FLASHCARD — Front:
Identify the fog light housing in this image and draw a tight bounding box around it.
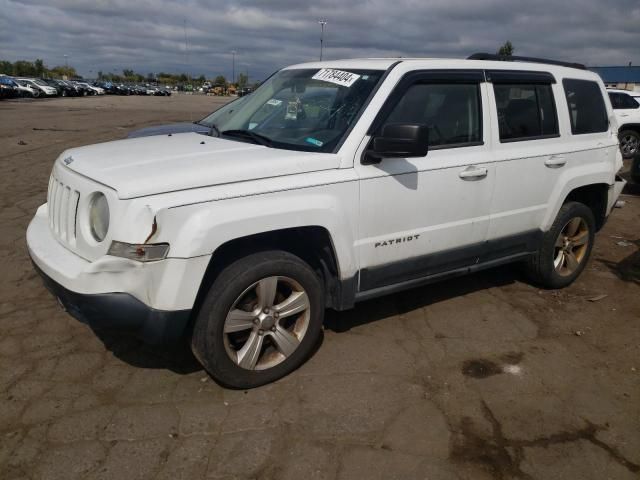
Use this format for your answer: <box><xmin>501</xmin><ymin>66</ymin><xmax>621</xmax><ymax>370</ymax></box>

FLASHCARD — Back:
<box><xmin>108</xmin><ymin>241</ymin><xmax>169</xmax><ymax>262</ymax></box>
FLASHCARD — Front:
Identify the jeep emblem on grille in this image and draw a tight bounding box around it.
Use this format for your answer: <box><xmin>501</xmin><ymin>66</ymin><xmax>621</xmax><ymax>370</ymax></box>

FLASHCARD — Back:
<box><xmin>63</xmin><ymin>156</ymin><xmax>74</xmax><ymax>165</ymax></box>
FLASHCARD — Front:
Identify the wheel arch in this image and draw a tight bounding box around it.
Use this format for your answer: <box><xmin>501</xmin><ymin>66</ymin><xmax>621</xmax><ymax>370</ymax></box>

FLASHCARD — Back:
<box><xmin>618</xmin><ymin>123</ymin><xmax>640</xmax><ymax>134</ymax></box>
<box><xmin>189</xmin><ymin>226</ymin><xmax>353</xmax><ymax>327</ymax></box>
<box><xmin>561</xmin><ymin>183</ymin><xmax>609</xmax><ymax>231</ymax></box>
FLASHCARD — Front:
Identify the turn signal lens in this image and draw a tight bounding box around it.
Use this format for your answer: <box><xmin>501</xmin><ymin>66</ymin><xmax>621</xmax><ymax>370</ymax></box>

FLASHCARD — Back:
<box><xmin>107</xmin><ymin>241</ymin><xmax>169</xmax><ymax>262</ymax></box>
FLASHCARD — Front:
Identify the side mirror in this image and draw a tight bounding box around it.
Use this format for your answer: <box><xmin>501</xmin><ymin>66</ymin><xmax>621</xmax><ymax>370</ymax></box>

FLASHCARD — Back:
<box><xmin>363</xmin><ymin>123</ymin><xmax>429</xmax><ymax>165</ymax></box>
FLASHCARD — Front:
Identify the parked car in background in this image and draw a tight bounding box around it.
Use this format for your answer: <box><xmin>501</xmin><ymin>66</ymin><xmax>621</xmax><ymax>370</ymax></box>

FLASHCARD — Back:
<box><xmin>76</xmin><ymin>81</ymin><xmax>104</xmax><ymax>95</ymax></box>
<box><xmin>607</xmin><ymin>89</ymin><xmax>640</xmax><ymax>158</ymax></box>
<box><xmin>71</xmin><ymin>81</ymin><xmax>95</xmax><ymax>96</ymax></box>
<box><xmin>13</xmin><ymin>79</ymin><xmax>39</xmax><ymax>97</ymax></box>
<box><xmin>16</xmin><ymin>78</ymin><xmax>58</xmax><ymax>97</ymax></box>
<box><xmin>0</xmin><ymin>75</ymin><xmax>20</xmax><ymax>99</ymax></box>
<box><xmin>41</xmin><ymin>78</ymin><xmax>75</xmax><ymax>97</ymax></box>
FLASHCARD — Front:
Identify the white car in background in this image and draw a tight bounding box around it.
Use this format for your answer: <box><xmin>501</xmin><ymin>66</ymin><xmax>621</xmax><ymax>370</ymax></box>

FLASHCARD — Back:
<box><xmin>16</xmin><ymin>78</ymin><xmax>58</xmax><ymax>97</ymax></box>
<box><xmin>77</xmin><ymin>82</ymin><xmax>105</xmax><ymax>95</ymax></box>
<box><xmin>607</xmin><ymin>88</ymin><xmax>640</xmax><ymax>158</ymax></box>
<box><xmin>13</xmin><ymin>79</ymin><xmax>39</xmax><ymax>97</ymax></box>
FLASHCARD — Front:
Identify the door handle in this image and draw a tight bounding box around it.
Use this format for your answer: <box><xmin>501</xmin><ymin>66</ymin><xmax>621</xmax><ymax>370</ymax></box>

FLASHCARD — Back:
<box><xmin>458</xmin><ymin>166</ymin><xmax>488</xmax><ymax>180</ymax></box>
<box><xmin>544</xmin><ymin>155</ymin><xmax>567</xmax><ymax>168</ymax></box>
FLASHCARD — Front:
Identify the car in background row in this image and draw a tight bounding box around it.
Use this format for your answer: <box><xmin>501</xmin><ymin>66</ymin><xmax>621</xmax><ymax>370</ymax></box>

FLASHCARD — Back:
<box><xmin>16</xmin><ymin>78</ymin><xmax>58</xmax><ymax>97</ymax></box>
<box><xmin>42</xmin><ymin>79</ymin><xmax>75</xmax><ymax>97</ymax></box>
<box><xmin>0</xmin><ymin>75</ymin><xmax>20</xmax><ymax>99</ymax></box>
<box><xmin>607</xmin><ymin>88</ymin><xmax>640</xmax><ymax>159</ymax></box>
<box><xmin>14</xmin><ymin>79</ymin><xmax>39</xmax><ymax>97</ymax></box>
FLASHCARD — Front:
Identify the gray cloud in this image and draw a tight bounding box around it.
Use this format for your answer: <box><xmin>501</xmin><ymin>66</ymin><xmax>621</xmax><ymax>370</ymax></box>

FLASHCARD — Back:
<box><xmin>1</xmin><ymin>0</ymin><xmax>639</xmax><ymax>80</ymax></box>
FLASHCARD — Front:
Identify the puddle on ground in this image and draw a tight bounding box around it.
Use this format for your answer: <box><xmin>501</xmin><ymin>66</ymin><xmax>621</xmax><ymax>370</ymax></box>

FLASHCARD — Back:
<box><xmin>461</xmin><ymin>359</ymin><xmax>503</xmax><ymax>378</ymax></box>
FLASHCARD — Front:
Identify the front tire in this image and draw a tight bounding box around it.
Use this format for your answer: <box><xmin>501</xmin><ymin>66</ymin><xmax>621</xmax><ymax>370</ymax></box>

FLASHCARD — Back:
<box><xmin>619</xmin><ymin>130</ymin><xmax>640</xmax><ymax>159</ymax></box>
<box><xmin>191</xmin><ymin>250</ymin><xmax>324</xmax><ymax>389</ymax></box>
<box><xmin>525</xmin><ymin>202</ymin><xmax>595</xmax><ymax>289</ymax></box>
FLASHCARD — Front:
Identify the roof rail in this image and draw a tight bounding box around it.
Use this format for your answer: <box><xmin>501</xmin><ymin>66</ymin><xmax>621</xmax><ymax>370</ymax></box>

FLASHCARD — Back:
<box><xmin>467</xmin><ymin>53</ymin><xmax>586</xmax><ymax>70</ymax></box>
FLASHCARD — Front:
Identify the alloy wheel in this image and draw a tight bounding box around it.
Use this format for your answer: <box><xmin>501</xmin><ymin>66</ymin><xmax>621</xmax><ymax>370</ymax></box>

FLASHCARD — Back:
<box><xmin>553</xmin><ymin>217</ymin><xmax>590</xmax><ymax>277</ymax></box>
<box><xmin>223</xmin><ymin>276</ymin><xmax>310</xmax><ymax>370</ymax></box>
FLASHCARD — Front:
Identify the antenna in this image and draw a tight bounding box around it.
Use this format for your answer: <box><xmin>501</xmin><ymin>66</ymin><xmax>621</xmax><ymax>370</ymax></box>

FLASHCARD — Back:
<box><xmin>183</xmin><ymin>19</ymin><xmax>193</xmax><ymax>122</ymax></box>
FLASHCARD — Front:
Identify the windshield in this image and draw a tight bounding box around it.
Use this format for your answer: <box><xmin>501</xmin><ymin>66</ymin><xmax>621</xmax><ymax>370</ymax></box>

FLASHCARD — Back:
<box><xmin>198</xmin><ymin>97</ymin><xmax>247</xmax><ymax>128</ymax></box>
<box><xmin>32</xmin><ymin>79</ymin><xmax>48</xmax><ymax>86</ymax></box>
<box><xmin>211</xmin><ymin>68</ymin><xmax>384</xmax><ymax>153</ymax></box>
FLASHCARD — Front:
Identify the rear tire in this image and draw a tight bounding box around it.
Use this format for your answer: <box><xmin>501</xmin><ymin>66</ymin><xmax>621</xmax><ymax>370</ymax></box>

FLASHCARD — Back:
<box><xmin>525</xmin><ymin>202</ymin><xmax>595</xmax><ymax>289</ymax></box>
<box><xmin>191</xmin><ymin>250</ymin><xmax>324</xmax><ymax>389</ymax></box>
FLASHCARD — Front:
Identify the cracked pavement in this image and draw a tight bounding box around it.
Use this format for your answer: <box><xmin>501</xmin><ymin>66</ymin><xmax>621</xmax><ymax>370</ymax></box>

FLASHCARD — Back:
<box><xmin>1</xmin><ymin>95</ymin><xmax>639</xmax><ymax>480</ymax></box>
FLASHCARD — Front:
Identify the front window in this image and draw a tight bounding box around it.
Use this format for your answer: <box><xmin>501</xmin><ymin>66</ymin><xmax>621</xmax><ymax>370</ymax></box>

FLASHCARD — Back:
<box><xmin>382</xmin><ymin>83</ymin><xmax>482</xmax><ymax>148</ymax></box>
<box><xmin>210</xmin><ymin>68</ymin><xmax>384</xmax><ymax>152</ymax></box>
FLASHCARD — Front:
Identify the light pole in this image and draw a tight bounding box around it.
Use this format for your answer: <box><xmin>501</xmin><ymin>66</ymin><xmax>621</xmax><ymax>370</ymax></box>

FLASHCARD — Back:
<box><xmin>64</xmin><ymin>54</ymin><xmax>68</xmax><ymax>68</ymax></box>
<box><xmin>318</xmin><ymin>20</ymin><xmax>327</xmax><ymax>61</ymax></box>
<box><xmin>231</xmin><ymin>50</ymin><xmax>237</xmax><ymax>85</ymax></box>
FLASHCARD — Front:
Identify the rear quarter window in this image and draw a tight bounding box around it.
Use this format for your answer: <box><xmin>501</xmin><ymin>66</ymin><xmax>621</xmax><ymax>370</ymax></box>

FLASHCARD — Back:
<box><xmin>562</xmin><ymin>79</ymin><xmax>608</xmax><ymax>135</ymax></box>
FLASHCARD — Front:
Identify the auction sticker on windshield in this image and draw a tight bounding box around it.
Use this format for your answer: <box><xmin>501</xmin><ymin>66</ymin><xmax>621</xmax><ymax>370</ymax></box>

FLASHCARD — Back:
<box><xmin>312</xmin><ymin>69</ymin><xmax>360</xmax><ymax>87</ymax></box>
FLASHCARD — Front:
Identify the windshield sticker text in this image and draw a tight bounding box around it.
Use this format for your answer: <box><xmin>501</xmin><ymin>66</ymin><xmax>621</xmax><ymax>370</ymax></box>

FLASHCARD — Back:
<box><xmin>312</xmin><ymin>69</ymin><xmax>361</xmax><ymax>88</ymax></box>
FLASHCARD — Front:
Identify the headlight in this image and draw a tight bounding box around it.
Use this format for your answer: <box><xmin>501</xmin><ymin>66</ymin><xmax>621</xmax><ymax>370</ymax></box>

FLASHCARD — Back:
<box><xmin>108</xmin><ymin>241</ymin><xmax>169</xmax><ymax>262</ymax></box>
<box><xmin>88</xmin><ymin>192</ymin><xmax>109</xmax><ymax>242</ymax></box>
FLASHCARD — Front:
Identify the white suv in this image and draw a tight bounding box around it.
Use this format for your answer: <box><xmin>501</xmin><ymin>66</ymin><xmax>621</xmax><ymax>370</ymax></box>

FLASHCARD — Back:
<box><xmin>27</xmin><ymin>54</ymin><xmax>625</xmax><ymax>388</ymax></box>
<box><xmin>607</xmin><ymin>88</ymin><xmax>640</xmax><ymax>158</ymax></box>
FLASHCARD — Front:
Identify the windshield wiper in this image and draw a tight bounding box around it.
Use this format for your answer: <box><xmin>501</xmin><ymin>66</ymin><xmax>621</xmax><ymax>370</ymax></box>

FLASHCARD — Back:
<box><xmin>221</xmin><ymin>129</ymin><xmax>272</xmax><ymax>147</ymax></box>
<box><xmin>208</xmin><ymin>123</ymin><xmax>220</xmax><ymax>137</ymax></box>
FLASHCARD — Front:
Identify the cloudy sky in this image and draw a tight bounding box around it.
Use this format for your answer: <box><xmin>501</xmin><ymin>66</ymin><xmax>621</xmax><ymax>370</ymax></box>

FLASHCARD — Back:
<box><xmin>1</xmin><ymin>0</ymin><xmax>639</xmax><ymax>80</ymax></box>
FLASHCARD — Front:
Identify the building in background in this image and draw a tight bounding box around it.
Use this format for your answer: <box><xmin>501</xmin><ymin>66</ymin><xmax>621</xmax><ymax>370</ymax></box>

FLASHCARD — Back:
<box><xmin>590</xmin><ymin>66</ymin><xmax>640</xmax><ymax>91</ymax></box>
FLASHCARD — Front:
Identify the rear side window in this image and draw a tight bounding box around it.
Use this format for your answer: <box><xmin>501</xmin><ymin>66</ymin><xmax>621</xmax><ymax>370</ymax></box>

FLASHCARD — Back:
<box><xmin>383</xmin><ymin>83</ymin><xmax>482</xmax><ymax>148</ymax></box>
<box><xmin>609</xmin><ymin>92</ymin><xmax>639</xmax><ymax>110</ymax></box>
<box><xmin>493</xmin><ymin>84</ymin><xmax>558</xmax><ymax>141</ymax></box>
<box><xmin>563</xmin><ymin>79</ymin><xmax>608</xmax><ymax>134</ymax></box>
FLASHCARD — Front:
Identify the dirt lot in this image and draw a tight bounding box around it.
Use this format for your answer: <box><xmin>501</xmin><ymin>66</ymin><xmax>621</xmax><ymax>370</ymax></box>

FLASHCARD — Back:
<box><xmin>1</xmin><ymin>94</ymin><xmax>639</xmax><ymax>480</ymax></box>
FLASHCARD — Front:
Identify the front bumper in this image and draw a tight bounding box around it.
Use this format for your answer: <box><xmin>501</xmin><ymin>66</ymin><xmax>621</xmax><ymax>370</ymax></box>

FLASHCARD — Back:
<box><xmin>33</xmin><ymin>262</ymin><xmax>190</xmax><ymax>344</ymax></box>
<box><xmin>27</xmin><ymin>204</ymin><xmax>210</xmax><ymax>343</ymax></box>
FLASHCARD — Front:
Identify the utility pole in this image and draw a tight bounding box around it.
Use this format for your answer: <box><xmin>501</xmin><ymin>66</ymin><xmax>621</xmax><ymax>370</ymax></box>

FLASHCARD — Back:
<box><xmin>231</xmin><ymin>50</ymin><xmax>237</xmax><ymax>85</ymax></box>
<box><xmin>318</xmin><ymin>20</ymin><xmax>327</xmax><ymax>61</ymax></box>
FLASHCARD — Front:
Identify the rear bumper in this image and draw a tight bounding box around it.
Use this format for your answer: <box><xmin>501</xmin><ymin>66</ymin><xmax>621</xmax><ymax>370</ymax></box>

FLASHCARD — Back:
<box><xmin>33</xmin><ymin>262</ymin><xmax>190</xmax><ymax>344</ymax></box>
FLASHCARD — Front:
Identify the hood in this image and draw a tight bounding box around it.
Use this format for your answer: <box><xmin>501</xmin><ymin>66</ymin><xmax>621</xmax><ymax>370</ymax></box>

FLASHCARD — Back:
<box><xmin>127</xmin><ymin>122</ymin><xmax>209</xmax><ymax>138</ymax></box>
<box><xmin>61</xmin><ymin>132</ymin><xmax>341</xmax><ymax>199</ymax></box>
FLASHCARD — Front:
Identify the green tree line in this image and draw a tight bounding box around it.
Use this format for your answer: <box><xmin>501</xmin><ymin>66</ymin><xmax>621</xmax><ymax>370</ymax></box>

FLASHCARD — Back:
<box><xmin>0</xmin><ymin>59</ymin><xmax>77</xmax><ymax>79</ymax></box>
<box><xmin>2</xmin><ymin>58</ymin><xmax>257</xmax><ymax>89</ymax></box>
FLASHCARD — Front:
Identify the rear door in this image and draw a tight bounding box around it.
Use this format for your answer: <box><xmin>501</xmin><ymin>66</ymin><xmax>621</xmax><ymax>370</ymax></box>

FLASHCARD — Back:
<box><xmin>485</xmin><ymin>70</ymin><xmax>566</xmax><ymax>259</ymax></box>
<box><xmin>355</xmin><ymin>70</ymin><xmax>495</xmax><ymax>293</ymax></box>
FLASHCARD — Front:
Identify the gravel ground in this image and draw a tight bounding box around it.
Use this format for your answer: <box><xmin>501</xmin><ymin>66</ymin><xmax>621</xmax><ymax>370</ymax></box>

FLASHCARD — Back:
<box><xmin>0</xmin><ymin>94</ymin><xmax>639</xmax><ymax>480</ymax></box>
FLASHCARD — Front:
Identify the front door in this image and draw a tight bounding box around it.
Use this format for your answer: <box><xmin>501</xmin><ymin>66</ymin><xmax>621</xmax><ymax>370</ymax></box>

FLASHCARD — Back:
<box><xmin>355</xmin><ymin>71</ymin><xmax>495</xmax><ymax>293</ymax></box>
